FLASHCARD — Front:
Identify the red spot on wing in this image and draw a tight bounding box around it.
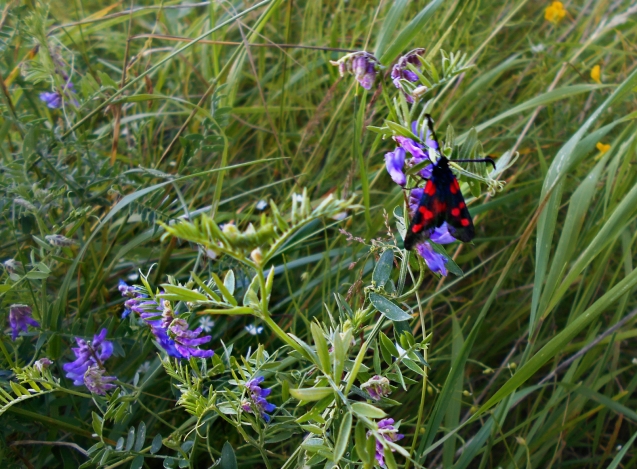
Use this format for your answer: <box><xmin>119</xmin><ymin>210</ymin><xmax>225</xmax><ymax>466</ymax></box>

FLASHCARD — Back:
<box><xmin>461</xmin><ymin>218</ymin><xmax>470</xmax><ymax>227</ymax></box>
<box><xmin>419</xmin><ymin>206</ymin><xmax>434</xmax><ymax>220</ymax></box>
<box><xmin>433</xmin><ymin>200</ymin><xmax>446</xmax><ymax>213</ymax></box>
<box><xmin>459</xmin><ymin>201</ymin><xmax>466</xmax><ymax>208</ymax></box>
<box><xmin>412</xmin><ymin>223</ymin><xmax>423</xmax><ymax>233</ymax></box>
<box><xmin>450</xmin><ymin>179</ymin><xmax>460</xmax><ymax>194</ymax></box>
<box><xmin>451</xmin><ymin>208</ymin><xmax>460</xmax><ymax>217</ymax></box>
<box><xmin>425</xmin><ymin>180</ymin><xmax>436</xmax><ymax>196</ymax></box>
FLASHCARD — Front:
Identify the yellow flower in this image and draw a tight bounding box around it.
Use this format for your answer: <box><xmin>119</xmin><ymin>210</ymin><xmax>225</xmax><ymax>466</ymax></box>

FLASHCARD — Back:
<box><xmin>596</xmin><ymin>142</ymin><xmax>611</xmax><ymax>154</ymax></box>
<box><xmin>545</xmin><ymin>1</ymin><xmax>566</xmax><ymax>24</ymax></box>
<box><xmin>591</xmin><ymin>65</ymin><xmax>601</xmax><ymax>84</ymax></box>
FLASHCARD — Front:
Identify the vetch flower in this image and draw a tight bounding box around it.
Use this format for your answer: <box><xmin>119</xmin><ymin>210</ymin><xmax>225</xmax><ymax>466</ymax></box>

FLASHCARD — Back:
<box><xmin>331</xmin><ymin>52</ymin><xmax>380</xmax><ymax>90</ymax></box>
<box><xmin>84</xmin><ymin>365</ymin><xmax>117</xmax><ymax>395</ymax></box>
<box><xmin>391</xmin><ymin>48</ymin><xmax>426</xmax><ymax>102</ymax></box>
<box><xmin>385</xmin><ymin>148</ymin><xmax>406</xmax><ymax>186</ymax></box>
<box><xmin>199</xmin><ymin>316</ymin><xmax>215</xmax><ymax>333</ymax></box>
<box><xmin>63</xmin><ymin>328</ymin><xmax>114</xmax><ymax>387</ymax></box>
<box><xmin>9</xmin><ymin>304</ymin><xmax>40</xmax><ymax>341</ymax></box>
<box><xmin>34</xmin><ymin>357</ymin><xmax>53</xmax><ymax>372</ymax></box>
<box><xmin>243</xmin><ymin>376</ymin><xmax>276</xmax><ymax>422</ymax></box>
<box><xmin>168</xmin><ymin>318</ymin><xmax>214</xmax><ymax>359</ymax></box>
<box><xmin>39</xmin><ymin>91</ymin><xmax>62</xmax><ymax>109</ymax></box>
<box><xmin>368</xmin><ymin>418</ymin><xmax>404</xmax><ymax>467</ymax></box>
<box><xmin>119</xmin><ymin>283</ymin><xmax>214</xmax><ymax>359</ymax></box>
<box><xmin>545</xmin><ymin>1</ymin><xmax>566</xmax><ymax>23</ymax></box>
<box><xmin>416</xmin><ymin>242</ymin><xmax>448</xmax><ymax>276</ymax></box>
<box><xmin>591</xmin><ymin>65</ymin><xmax>602</xmax><ymax>84</ymax></box>
<box><xmin>3</xmin><ymin>258</ymin><xmax>24</xmax><ymax>275</ymax></box>
<box><xmin>361</xmin><ymin>375</ymin><xmax>391</xmax><ymax>401</ymax></box>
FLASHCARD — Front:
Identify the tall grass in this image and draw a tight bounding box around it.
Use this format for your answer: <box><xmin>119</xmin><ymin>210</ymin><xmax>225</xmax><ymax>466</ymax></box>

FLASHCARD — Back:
<box><xmin>1</xmin><ymin>0</ymin><xmax>637</xmax><ymax>467</ymax></box>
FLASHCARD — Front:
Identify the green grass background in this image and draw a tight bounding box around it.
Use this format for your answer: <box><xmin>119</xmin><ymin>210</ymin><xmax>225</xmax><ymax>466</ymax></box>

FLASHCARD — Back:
<box><xmin>1</xmin><ymin>0</ymin><xmax>637</xmax><ymax>467</ymax></box>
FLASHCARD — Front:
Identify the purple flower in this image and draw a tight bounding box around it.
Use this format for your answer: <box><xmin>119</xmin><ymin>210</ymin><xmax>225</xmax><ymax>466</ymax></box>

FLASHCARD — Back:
<box><xmin>243</xmin><ymin>376</ymin><xmax>276</xmax><ymax>422</ymax></box>
<box><xmin>34</xmin><ymin>357</ymin><xmax>53</xmax><ymax>372</ymax></box>
<box><xmin>40</xmin><ymin>92</ymin><xmax>62</xmax><ymax>109</ymax></box>
<box><xmin>168</xmin><ymin>318</ymin><xmax>214</xmax><ymax>359</ymax></box>
<box><xmin>361</xmin><ymin>375</ymin><xmax>391</xmax><ymax>401</ymax></box>
<box><xmin>391</xmin><ymin>49</ymin><xmax>426</xmax><ymax>103</ymax></box>
<box><xmin>118</xmin><ymin>280</ymin><xmax>138</xmax><ymax>298</ymax></box>
<box><xmin>84</xmin><ymin>365</ymin><xmax>117</xmax><ymax>395</ymax></box>
<box><xmin>331</xmin><ymin>52</ymin><xmax>380</xmax><ymax>90</ymax></box>
<box><xmin>120</xmin><ymin>284</ymin><xmax>213</xmax><ymax>359</ymax></box>
<box><xmin>369</xmin><ymin>418</ymin><xmax>405</xmax><ymax>467</ymax></box>
<box><xmin>430</xmin><ymin>223</ymin><xmax>456</xmax><ymax>244</ymax></box>
<box><xmin>385</xmin><ymin>148</ymin><xmax>406</xmax><ymax>186</ymax></box>
<box><xmin>62</xmin><ymin>328</ymin><xmax>114</xmax><ymax>387</ymax></box>
<box><xmin>416</xmin><ymin>242</ymin><xmax>448</xmax><ymax>276</ymax></box>
<box><xmin>9</xmin><ymin>304</ymin><xmax>39</xmax><ymax>341</ymax></box>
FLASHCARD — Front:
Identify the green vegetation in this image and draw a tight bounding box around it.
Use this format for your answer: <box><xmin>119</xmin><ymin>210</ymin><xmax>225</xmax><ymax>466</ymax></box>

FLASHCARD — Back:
<box><xmin>1</xmin><ymin>0</ymin><xmax>637</xmax><ymax>467</ymax></box>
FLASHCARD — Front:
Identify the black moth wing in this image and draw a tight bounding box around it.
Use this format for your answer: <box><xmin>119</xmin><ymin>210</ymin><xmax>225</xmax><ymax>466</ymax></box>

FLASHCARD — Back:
<box><xmin>404</xmin><ymin>157</ymin><xmax>475</xmax><ymax>250</ymax></box>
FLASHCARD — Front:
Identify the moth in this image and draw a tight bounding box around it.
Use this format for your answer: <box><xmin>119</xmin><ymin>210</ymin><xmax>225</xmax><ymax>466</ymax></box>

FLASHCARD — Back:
<box><xmin>403</xmin><ymin>115</ymin><xmax>495</xmax><ymax>250</ymax></box>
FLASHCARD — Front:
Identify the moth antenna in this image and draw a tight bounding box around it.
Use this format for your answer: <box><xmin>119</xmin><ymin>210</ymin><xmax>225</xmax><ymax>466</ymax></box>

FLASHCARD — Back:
<box><xmin>454</xmin><ymin>158</ymin><xmax>496</xmax><ymax>170</ymax></box>
<box><xmin>424</xmin><ymin>114</ymin><xmax>443</xmax><ymax>158</ymax></box>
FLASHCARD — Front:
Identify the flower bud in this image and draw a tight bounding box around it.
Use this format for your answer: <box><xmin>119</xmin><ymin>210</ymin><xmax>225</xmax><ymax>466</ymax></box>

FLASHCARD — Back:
<box><xmin>45</xmin><ymin>234</ymin><xmax>75</xmax><ymax>247</ymax></box>
<box><xmin>361</xmin><ymin>375</ymin><xmax>391</xmax><ymax>401</ymax></box>
<box><xmin>250</xmin><ymin>247</ymin><xmax>263</xmax><ymax>264</ymax></box>
<box><xmin>14</xmin><ymin>198</ymin><xmax>36</xmax><ymax>211</ymax></box>
<box><xmin>4</xmin><ymin>258</ymin><xmax>24</xmax><ymax>274</ymax></box>
<box><xmin>34</xmin><ymin>357</ymin><xmax>53</xmax><ymax>372</ymax></box>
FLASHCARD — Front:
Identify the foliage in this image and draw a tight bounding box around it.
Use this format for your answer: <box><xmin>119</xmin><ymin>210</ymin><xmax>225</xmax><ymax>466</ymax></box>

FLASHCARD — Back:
<box><xmin>1</xmin><ymin>0</ymin><xmax>637</xmax><ymax>468</ymax></box>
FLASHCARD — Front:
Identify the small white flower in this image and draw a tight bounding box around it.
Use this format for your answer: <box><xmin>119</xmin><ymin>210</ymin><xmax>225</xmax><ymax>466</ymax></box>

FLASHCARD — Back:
<box><xmin>137</xmin><ymin>361</ymin><xmax>151</xmax><ymax>374</ymax></box>
<box><xmin>395</xmin><ymin>342</ymin><xmax>408</xmax><ymax>358</ymax></box>
<box><xmin>256</xmin><ymin>200</ymin><xmax>268</xmax><ymax>211</ymax></box>
<box><xmin>292</xmin><ymin>193</ymin><xmax>303</xmax><ymax>203</ymax></box>
<box><xmin>245</xmin><ymin>324</ymin><xmax>264</xmax><ymax>335</ymax></box>
<box><xmin>531</xmin><ymin>43</ymin><xmax>545</xmax><ymax>53</ymax></box>
<box><xmin>331</xmin><ymin>212</ymin><xmax>348</xmax><ymax>221</ymax></box>
<box><xmin>199</xmin><ymin>316</ymin><xmax>215</xmax><ymax>333</ymax></box>
<box><xmin>632</xmin><ymin>358</ymin><xmax>637</xmax><ymax>366</ymax></box>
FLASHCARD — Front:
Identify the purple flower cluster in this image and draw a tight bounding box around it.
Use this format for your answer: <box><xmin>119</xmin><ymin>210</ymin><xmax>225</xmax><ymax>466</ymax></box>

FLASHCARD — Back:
<box><xmin>331</xmin><ymin>52</ymin><xmax>380</xmax><ymax>90</ymax></box>
<box><xmin>241</xmin><ymin>376</ymin><xmax>276</xmax><ymax>423</ymax></box>
<box><xmin>391</xmin><ymin>48</ymin><xmax>426</xmax><ymax>103</ymax></box>
<box><xmin>384</xmin><ymin>121</ymin><xmax>437</xmax><ymax>186</ymax></box>
<box><xmin>384</xmin><ymin>122</ymin><xmax>456</xmax><ymax>276</ymax></box>
<box><xmin>62</xmin><ymin>328</ymin><xmax>117</xmax><ymax>395</ymax></box>
<box><xmin>8</xmin><ymin>304</ymin><xmax>40</xmax><ymax>341</ymax></box>
<box><xmin>119</xmin><ymin>281</ymin><xmax>214</xmax><ymax>360</ymax></box>
<box><xmin>369</xmin><ymin>418</ymin><xmax>404</xmax><ymax>468</ymax></box>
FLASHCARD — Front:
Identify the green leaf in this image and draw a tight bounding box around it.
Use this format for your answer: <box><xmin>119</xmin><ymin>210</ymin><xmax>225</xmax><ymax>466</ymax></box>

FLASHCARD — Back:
<box><xmin>150</xmin><ymin>434</ymin><xmax>163</xmax><ymax>454</ymax></box>
<box><xmin>289</xmin><ymin>387</ymin><xmax>334</xmax><ymax>402</ymax></box>
<box><xmin>355</xmin><ymin>420</ymin><xmax>370</xmax><ymax>464</ymax></box>
<box><xmin>379</xmin><ymin>0</ymin><xmax>445</xmax><ymax>64</ymax></box>
<box><xmin>369</xmin><ymin>293</ymin><xmax>412</xmax><ymax>321</ymax></box>
<box><xmin>334</xmin><ymin>411</ymin><xmax>352</xmax><ymax>463</ymax></box>
<box><xmin>608</xmin><ymin>432</ymin><xmax>637</xmax><ymax>469</ymax></box>
<box><xmin>212</xmin><ymin>272</ymin><xmax>238</xmax><ymax>306</ymax></box>
<box><xmin>379</xmin><ymin>331</ymin><xmax>400</xmax><ymax>358</ymax></box>
<box><xmin>384</xmin><ymin>446</ymin><xmax>398</xmax><ymax>469</ymax></box>
<box><xmin>351</xmin><ymin>402</ymin><xmax>386</xmax><ymax>419</ymax></box>
<box><xmin>220</xmin><ymin>441</ymin><xmax>238</xmax><ymax>469</ymax></box>
<box><xmin>159</xmin><ymin>284</ymin><xmax>208</xmax><ymax>302</ymax></box>
<box><xmin>134</xmin><ymin>421</ymin><xmax>146</xmax><ymax>451</ymax></box>
<box><xmin>373</xmin><ymin>0</ymin><xmax>409</xmax><ymax>59</ymax></box>
<box><xmin>373</xmin><ymin>249</ymin><xmax>394</xmax><ymax>287</ymax></box>
<box><xmin>242</xmin><ymin>274</ymin><xmax>260</xmax><ymax>308</ymax></box>
<box><xmin>332</xmin><ymin>332</ymin><xmax>346</xmax><ymax>380</ymax></box>
<box><xmin>130</xmin><ymin>455</ymin><xmax>144</xmax><ymax>469</ymax></box>
<box><xmin>223</xmin><ymin>270</ymin><xmax>235</xmax><ymax>295</ymax></box>
<box><xmin>91</xmin><ymin>412</ymin><xmax>103</xmax><ymax>437</ymax></box>
<box><xmin>311</xmin><ymin>322</ymin><xmax>331</xmax><ymax>374</ymax></box>
<box><xmin>125</xmin><ymin>426</ymin><xmax>135</xmax><ymax>452</ymax></box>
<box><xmin>191</xmin><ymin>272</ymin><xmax>222</xmax><ymax>302</ymax></box>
